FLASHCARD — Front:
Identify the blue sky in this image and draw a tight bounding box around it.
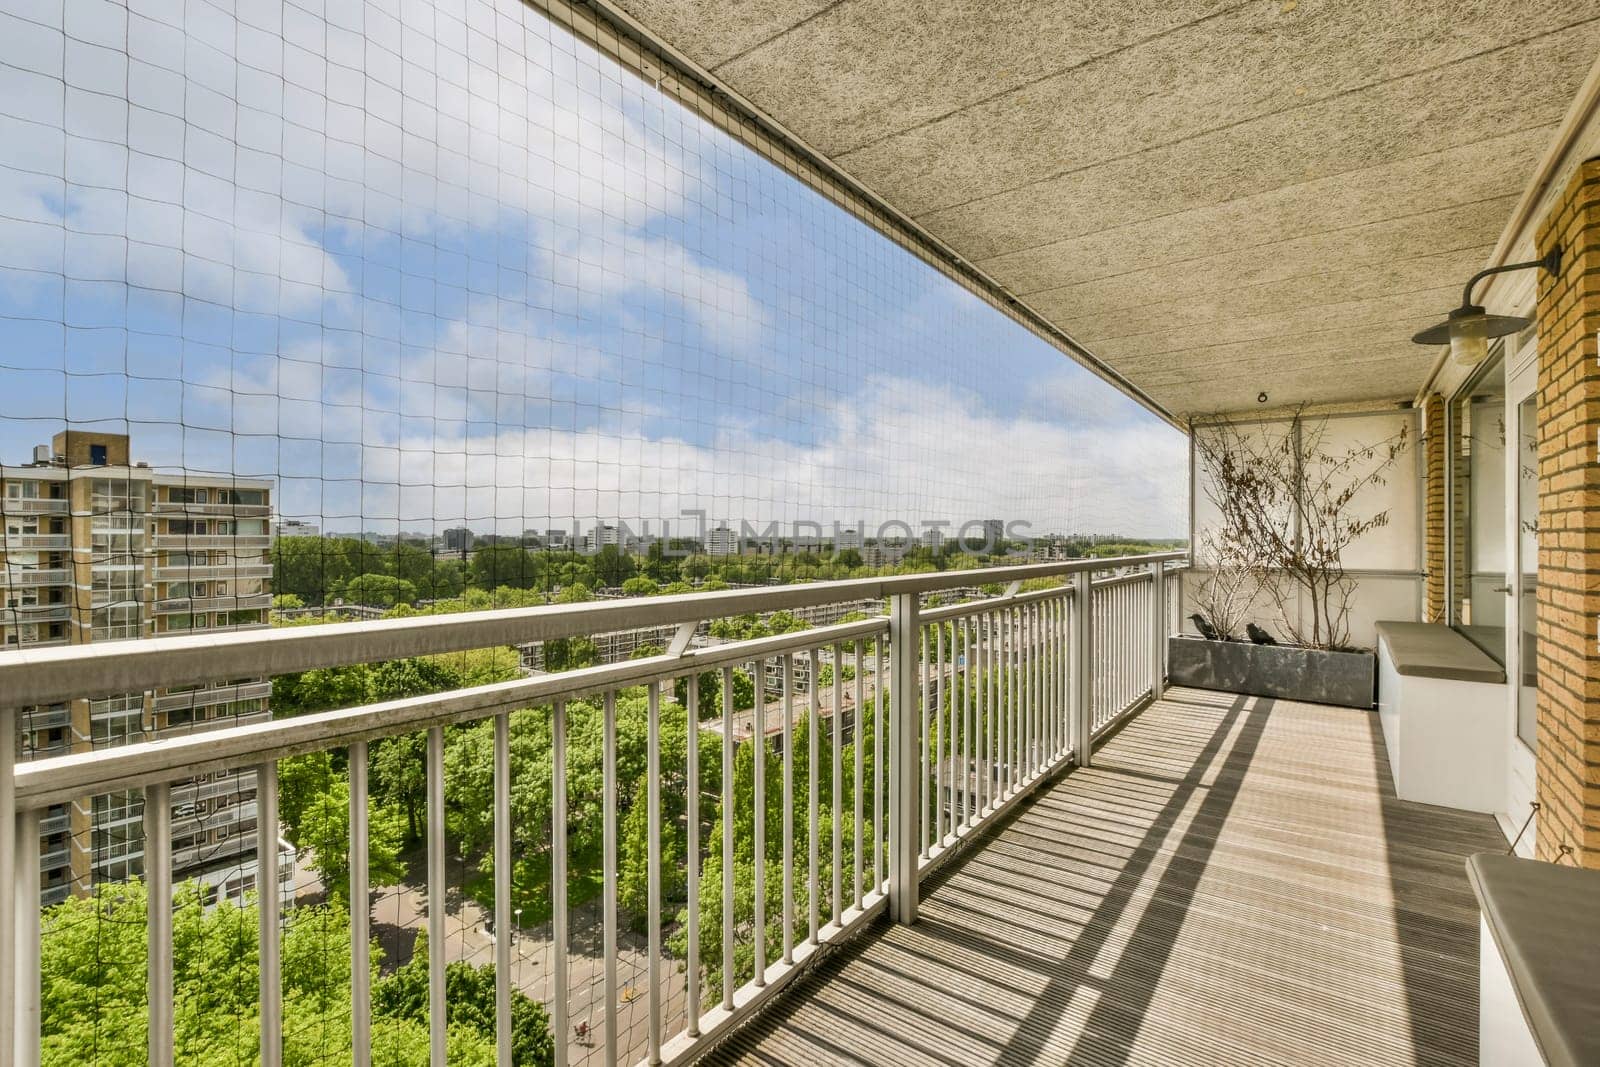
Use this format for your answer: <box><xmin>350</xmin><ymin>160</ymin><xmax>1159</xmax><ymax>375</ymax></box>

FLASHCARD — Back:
<box><xmin>0</xmin><ymin>0</ymin><xmax>1187</xmax><ymax>539</ymax></box>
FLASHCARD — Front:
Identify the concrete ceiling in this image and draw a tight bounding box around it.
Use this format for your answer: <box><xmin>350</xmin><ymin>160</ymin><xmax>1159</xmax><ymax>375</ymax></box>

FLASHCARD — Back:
<box><xmin>609</xmin><ymin>0</ymin><xmax>1600</xmax><ymax>419</ymax></box>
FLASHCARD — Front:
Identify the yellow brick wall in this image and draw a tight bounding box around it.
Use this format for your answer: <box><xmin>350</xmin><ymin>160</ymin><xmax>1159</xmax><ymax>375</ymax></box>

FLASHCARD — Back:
<box><xmin>1422</xmin><ymin>392</ymin><xmax>1446</xmax><ymax>623</ymax></box>
<box><xmin>1533</xmin><ymin>158</ymin><xmax>1600</xmax><ymax>866</ymax></box>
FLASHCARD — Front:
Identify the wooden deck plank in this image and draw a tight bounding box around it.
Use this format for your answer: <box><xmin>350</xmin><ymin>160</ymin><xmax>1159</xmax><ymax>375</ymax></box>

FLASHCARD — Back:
<box><xmin>698</xmin><ymin>688</ymin><xmax>1506</xmax><ymax>1066</ymax></box>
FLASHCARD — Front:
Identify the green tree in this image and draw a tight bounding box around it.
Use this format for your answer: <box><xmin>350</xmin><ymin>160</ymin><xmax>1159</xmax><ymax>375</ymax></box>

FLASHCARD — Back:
<box><xmin>469</xmin><ymin>545</ymin><xmax>537</xmax><ymax>590</ymax></box>
<box><xmin>374</xmin><ymin>732</ymin><xmax>430</xmax><ymax>842</ymax></box>
<box><xmin>372</xmin><ymin>933</ymin><xmax>553</xmax><ymax>1066</ymax></box>
<box><xmin>338</xmin><ymin>573</ymin><xmax>417</xmax><ymax>608</ymax></box>
<box><xmin>620</xmin><ymin>576</ymin><xmax>659</xmax><ymax>597</ymax></box>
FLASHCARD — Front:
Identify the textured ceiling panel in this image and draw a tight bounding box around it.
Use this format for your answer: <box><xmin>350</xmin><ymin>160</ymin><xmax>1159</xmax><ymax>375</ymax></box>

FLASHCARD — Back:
<box><xmin>608</xmin><ymin>0</ymin><xmax>1600</xmax><ymax>416</ymax></box>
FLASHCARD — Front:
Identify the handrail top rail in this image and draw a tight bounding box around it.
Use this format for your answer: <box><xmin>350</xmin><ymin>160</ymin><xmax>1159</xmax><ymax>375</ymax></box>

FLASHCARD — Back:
<box><xmin>0</xmin><ymin>552</ymin><xmax>1185</xmax><ymax>707</ymax></box>
<box><xmin>11</xmin><ymin>615</ymin><xmax>897</xmax><ymax>809</ymax></box>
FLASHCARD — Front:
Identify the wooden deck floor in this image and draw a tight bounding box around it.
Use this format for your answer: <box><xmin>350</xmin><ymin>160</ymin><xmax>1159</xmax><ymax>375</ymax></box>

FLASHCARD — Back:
<box><xmin>701</xmin><ymin>687</ymin><xmax>1507</xmax><ymax>1066</ymax></box>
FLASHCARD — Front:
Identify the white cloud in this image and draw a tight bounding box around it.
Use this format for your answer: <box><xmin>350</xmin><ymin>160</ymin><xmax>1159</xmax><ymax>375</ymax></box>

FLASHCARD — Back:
<box><xmin>305</xmin><ymin>371</ymin><xmax>1188</xmax><ymax>538</ymax></box>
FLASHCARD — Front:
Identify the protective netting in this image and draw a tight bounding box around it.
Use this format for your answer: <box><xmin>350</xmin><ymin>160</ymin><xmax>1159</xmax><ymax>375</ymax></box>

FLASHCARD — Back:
<box><xmin>2</xmin><ymin>0</ymin><xmax>1186</xmax><ymax>1062</ymax></box>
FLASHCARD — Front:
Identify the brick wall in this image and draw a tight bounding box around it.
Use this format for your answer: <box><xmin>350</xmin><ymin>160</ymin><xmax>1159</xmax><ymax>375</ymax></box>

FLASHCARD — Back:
<box><xmin>1533</xmin><ymin>158</ymin><xmax>1600</xmax><ymax>866</ymax></box>
<box><xmin>1422</xmin><ymin>392</ymin><xmax>1446</xmax><ymax>623</ymax></box>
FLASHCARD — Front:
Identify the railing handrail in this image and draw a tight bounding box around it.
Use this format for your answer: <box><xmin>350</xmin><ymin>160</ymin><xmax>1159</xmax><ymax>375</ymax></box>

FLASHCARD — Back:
<box><xmin>0</xmin><ymin>551</ymin><xmax>1185</xmax><ymax>707</ymax></box>
<box><xmin>10</xmin><ymin>615</ymin><xmax>895</xmax><ymax>811</ymax></box>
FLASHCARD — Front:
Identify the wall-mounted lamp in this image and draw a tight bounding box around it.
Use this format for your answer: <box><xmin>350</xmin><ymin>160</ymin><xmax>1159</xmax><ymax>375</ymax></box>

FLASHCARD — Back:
<box><xmin>1411</xmin><ymin>246</ymin><xmax>1562</xmax><ymax>368</ymax></box>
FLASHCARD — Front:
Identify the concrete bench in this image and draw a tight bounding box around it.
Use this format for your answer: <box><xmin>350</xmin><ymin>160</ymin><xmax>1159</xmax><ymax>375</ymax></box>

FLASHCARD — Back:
<box><xmin>1468</xmin><ymin>854</ymin><xmax>1600</xmax><ymax>1066</ymax></box>
<box><xmin>1375</xmin><ymin>621</ymin><xmax>1505</xmax><ymax>812</ymax></box>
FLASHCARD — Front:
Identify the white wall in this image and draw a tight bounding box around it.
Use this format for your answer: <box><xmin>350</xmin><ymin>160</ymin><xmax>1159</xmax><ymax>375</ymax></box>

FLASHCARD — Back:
<box><xmin>1187</xmin><ymin>407</ymin><xmax>1421</xmax><ymax>650</ymax></box>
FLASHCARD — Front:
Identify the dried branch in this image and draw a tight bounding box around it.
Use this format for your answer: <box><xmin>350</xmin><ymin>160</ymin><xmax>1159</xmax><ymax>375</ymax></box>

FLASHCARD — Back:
<box><xmin>1193</xmin><ymin>407</ymin><xmax>1409</xmax><ymax>650</ymax></box>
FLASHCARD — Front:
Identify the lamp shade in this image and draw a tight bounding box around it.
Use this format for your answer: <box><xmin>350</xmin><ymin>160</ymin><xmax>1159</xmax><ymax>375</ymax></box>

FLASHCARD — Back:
<box><xmin>1411</xmin><ymin>304</ymin><xmax>1529</xmax><ymax>369</ymax></box>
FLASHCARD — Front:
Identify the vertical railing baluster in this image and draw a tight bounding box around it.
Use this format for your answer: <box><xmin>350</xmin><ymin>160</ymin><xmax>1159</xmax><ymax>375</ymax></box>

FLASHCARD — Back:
<box><xmin>1011</xmin><ymin>605</ymin><xmax>1021</xmax><ymax>793</ymax></box>
<box><xmin>426</xmin><ymin>728</ymin><xmax>446</xmax><ymax>1067</ymax></box>
<box><xmin>145</xmin><ymin>783</ymin><xmax>172</xmax><ymax>1067</ymax></box>
<box><xmin>1041</xmin><ymin>599</ymin><xmax>1050</xmax><ymax>765</ymax></box>
<box><xmin>350</xmin><ymin>741</ymin><xmax>371</xmax><ymax>1067</ymax></box>
<box><xmin>1150</xmin><ymin>564</ymin><xmax>1166</xmax><ymax>703</ymax></box>
<box><xmin>680</xmin><ymin>681</ymin><xmax>696</xmax><ymax>1041</ymax></box>
<box><xmin>751</xmin><ymin>663</ymin><xmax>766</xmax><ymax>985</ymax></box>
<box><xmin>807</xmin><ymin>648</ymin><xmax>819</xmax><ymax>943</ymax></box>
<box><xmin>832</xmin><ymin>643</ymin><xmax>843</xmax><ymax>925</ymax></box>
<box><xmin>984</xmin><ymin>610</ymin><xmax>994</xmax><ymax>812</ymax></box>
<box><xmin>1073</xmin><ymin>572</ymin><xmax>1094</xmax><ymax>764</ymax></box>
<box><xmin>853</xmin><ymin>639</ymin><xmax>864</xmax><ymax>910</ymax></box>
<box><xmin>259</xmin><ymin>758</ymin><xmax>283</xmax><ymax>1067</ymax></box>
<box><xmin>1056</xmin><ymin>595</ymin><xmax>1066</xmax><ymax>759</ymax></box>
<box><xmin>603</xmin><ymin>690</ymin><xmax>619</xmax><ymax>1065</ymax></box>
<box><xmin>647</xmin><ymin>681</ymin><xmax>663</xmax><ymax>1058</ymax></box>
<box><xmin>874</xmin><ymin>637</ymin><xmax>885</xmax><ymax>894</ymax></box>
<box><xmin>888</xmin><ymin>591</ymin><xmax>921</xmax><ymax>924</ymax></box>
<box><xmin>0</xmin><ymin>706</ymin><xmax>14</xmax><ymax>1065</ymax></box>
<box><xmin>1030</xmin><ymin>601</ymin><xmax>1040</xmax><ymax>777</ymax></box>
<box><xmin>14</xmin><ymin>804</ymin><xmax>39</xmax><ymax>1067</ymax></box>
<box><xmin>781</xmin><ymin>657</ymin><xmax>794</xmax><ymax>965</ymax></box>
<box><xmin>918</xmin><ymin>626</ymin><xmax>929</xmax><ymax>861</ymax></box>
<box><xmin>554</xmin><ymin>700</ymin><xmax>571</xmax><ymax>1062</ymax></box>
<box><xmin>997</xmin><ymin>609</ymin><xmax>1007</xmax><ymax>801</ymax></box>
<box><xmin>1032</xmin><ymin>601</ymin><xmax>1042</xmax><ymax>772</ymax></box>
<box><xmin>720</xmin><ymin>667</ymin><xmax>735</xmax><ymax>1008</ymax></box>
<box><xmin>1046</xmin><ymin>597</ymin><xmax>1056</xmax><ymax>762</ymax></box>
<box><xmin>934</xmin><ymin>622</ymin><xmax>944</xmax><ymax>849</ymax></box>
<box><xmin>494</xmin><ymin>713</ymin><xmax>512</xmax><ymax>1067</ymax></box>
<box><xmin>963</xmin><ymin>614</ymin><xmax>973</xmax><ymax>828</ymax></box>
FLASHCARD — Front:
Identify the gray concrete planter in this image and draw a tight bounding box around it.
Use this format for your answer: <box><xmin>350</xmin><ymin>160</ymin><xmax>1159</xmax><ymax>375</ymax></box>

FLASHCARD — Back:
<box><xmin>1167</xmin><ymin>635</ymin><xmax>1375</xmax><ymax>709</ymax></box>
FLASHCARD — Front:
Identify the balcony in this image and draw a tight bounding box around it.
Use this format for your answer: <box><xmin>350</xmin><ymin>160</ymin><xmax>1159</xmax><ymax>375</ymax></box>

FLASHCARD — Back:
<box><xmin>151</xmin><ymin>534</ymin><xmax>271</xmax><ymax>550</ymax></box>
<box><xmin>2</xmin><ymin>534</ymin><xmax>70</xmax><ymax>551</ymax></box>
<box><xmin>0</xmin><ymin>552</ymin><xmax>1506</xmax><ymax>1065</ymax></box>
<box><xmin>153</xmin><ymin>594</ymin><xmax>272</xmax><ymax>615</ymax></box>
<box><xmin>4</xmin><ymin>604</ymin><xmax>71</xmax><ymax>624</ymax></box>
<box><xmin>152</xmin><ymin>681</ymin><xmax>272</xmax><ymax>714</ymax></box>
<box><xmin>0</xmin><ymin>568</ymin><xmax>69</xmax><ymax>587</ymax></box>
<box><xmin>20</xmin><ymin>706</ymin><xmax>70</xmax><ymax>733</ymax></box>
<box><xmin>153</xmin><ymin>501</ymin><xmax>271</xmax><ymax>517</ymax></box>
<box><xmin>2</xmin><ymin>499</ymin><xmax>68</xmax><ymax>515</ymax></box>
<box><xmin>153</xmin><ymin>563</ymin><xmax>273</xmax><ymax>582</ymax></box>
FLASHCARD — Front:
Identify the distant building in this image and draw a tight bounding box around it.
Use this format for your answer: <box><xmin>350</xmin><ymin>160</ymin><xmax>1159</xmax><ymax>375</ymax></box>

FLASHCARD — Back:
<box><xmin>835</xmin><ymin>528</ymin><xmax>862</xmax><ymax>551</ymax></box>
<box><xmin>586</xmin><ymin>524</ymin><xmax>620</xmax><ymax>552</ymax></box>
<box><xmin>706</xmin><ymin>526</ymin><xmax>739</xmax><ymax>556</ymax></box>
<box><xmin>2</xmin><ymin>432</ymin><xmax>279</xmax><ymax>907</ymax></box>
<box><xmin>983</xmin><ymin>519</ymin><xmax>1005</xmax><ymax>550</ymax></box>
<box><xmin>442</xmin><ymin>527</ymin><xmax>475</xmax><ymax>554</ymax></box>
<box><xmin>922</xmin><ymin>527</ymin><xmax>944</xmax><ymax>552</ymax></box>
<box><xmin>273</xmin><ymin>520</ymin><xmax>319</xmax><ymax>538</ymax></box>
<box><xmin>544</xmin><ymin>529</ymin><xmax>571</xmax><ymax>552</ymax></box>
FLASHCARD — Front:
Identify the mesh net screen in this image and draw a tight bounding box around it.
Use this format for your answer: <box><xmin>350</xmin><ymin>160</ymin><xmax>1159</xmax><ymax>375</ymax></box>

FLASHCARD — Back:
<box><xmin>1</xmin><ymin>0</ymin><xmax>1186</xmax><ymax>1062</ymax></box>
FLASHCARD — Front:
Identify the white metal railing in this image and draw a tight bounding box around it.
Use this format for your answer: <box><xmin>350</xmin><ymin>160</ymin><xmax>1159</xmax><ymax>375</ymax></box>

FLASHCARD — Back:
<box><xmin>1</xmin><ymin>535</ymin><xmax>69</xmax><ymax>552</ymax></box>
<box><xmin>152</xmin><ymin>563</ymin><xmax>274</xmax><ymax>582</ymax></box>
<box><xmin>150</xmin><ymin>535</ymin><xmax>271</xmax><ymax>550</ymax></box>
<box><xmin>151</xmin><ymin>681</ymin><xmax>273</xmax><ymax>714</ymax></box>
<box><xmin>0</xmin><ymin>569</ymin><xmax>69</xmax><ymax>588</ymax></box>
<box><xmin>152</xmin><ymin>502</ymin><xmax>271</xmax><ymax>517</ymax></box>
<box><xmin>1</xmin><ymin>606</ymin><xmax>70</xmax><ymax>624</ymax></box>
<box><xmin>153</xmin><ymin>594</ymin><xmax>273</xmax><ymax>615</ymax></box>
<box><xmin>0</xmin><ymin>551</ymin><xmax>1185</xmax><ymax>1067</ymax></box>
<box><xmin>0</xmin><ymin>501</ymin><xmax>68</xmax><ymax>516</ymax></box>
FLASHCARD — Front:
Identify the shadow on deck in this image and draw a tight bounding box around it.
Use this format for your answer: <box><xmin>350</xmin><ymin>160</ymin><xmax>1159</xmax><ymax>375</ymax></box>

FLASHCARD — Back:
<box><xmin>701</xmin><ymin>687</ymin><xmax>1505</xmax><ymax>1066</ymax></box>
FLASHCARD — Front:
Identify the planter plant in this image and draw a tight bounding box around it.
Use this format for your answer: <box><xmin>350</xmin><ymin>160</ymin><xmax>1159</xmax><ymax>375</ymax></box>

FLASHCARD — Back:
<box><xmin>1174</xmin><ymin>408</ymin><xmax>1409</xmax><ymax>708</ymax></box>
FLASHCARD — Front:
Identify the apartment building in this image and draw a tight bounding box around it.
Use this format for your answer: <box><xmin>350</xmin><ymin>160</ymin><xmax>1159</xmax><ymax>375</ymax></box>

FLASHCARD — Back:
<box><xmin>1</xmin><ymin>431</ymin><xmax>277</xmax><ymax>906</ymax></box>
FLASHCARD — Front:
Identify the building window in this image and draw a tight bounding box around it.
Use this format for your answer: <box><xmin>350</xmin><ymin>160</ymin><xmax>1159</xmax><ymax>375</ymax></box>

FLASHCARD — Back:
<box><xmin>1446</xmin><ymin>348</ymin><xmax>1507</xmax><ymax>661</ymax></box>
